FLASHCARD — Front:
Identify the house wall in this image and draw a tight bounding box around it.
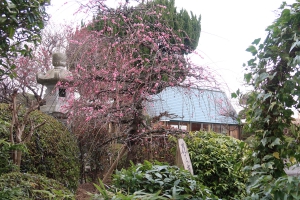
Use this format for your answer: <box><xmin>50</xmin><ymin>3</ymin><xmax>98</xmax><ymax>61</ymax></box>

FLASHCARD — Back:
<box><xmin>163</xmin><ymin>121</ymin><xmax>240</xmax><ymax>140</ymax></box>
<box><xmin>228</xmin><ymin>125</ymin><xmax>240</xmax><ymax>139</ymax></box>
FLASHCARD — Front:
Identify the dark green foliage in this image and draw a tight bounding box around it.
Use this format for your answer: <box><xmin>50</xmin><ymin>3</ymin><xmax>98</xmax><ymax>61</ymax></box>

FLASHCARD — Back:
<box><xmin>0</xmin><ymin>119</ymin><xmax>17</xmax><ymax>174</ymax></box>
<box><xmin>234</xmin><ymin>1</ymin><xmax>300</xmax><ymax>198</ymax></box>
<box><xmin>230</xmin><ymin>2</ymin><xmax>300</xmax><ymax>199</ymax></box>
<box><xmin>244</xmin><ymin>135</ymin><xmax>259</xmax><ymax>149</ymax></box>
<box><xmin>112</xmin><ymin>160</ymin><xmax>218</xmax><ymax>199</ymax></box>
<box><xmin>245</xmin><ymin>175</ymin><xmax>300</xmax><ymax>200</ymax></box>
<box><xmin>283</xmin><ymin>124</ymin><xmax>300</xmax><ymax>164</ymax></box>
<box><xmin>0</xmin><ymin>0</ymin><xmax>49</xmax><ymax>77</ymax></box>
<box><xmin>0</xmin><ymin>139</ymin><xmax>14</xmax><ymax>174</ymax></box>
<box><xmin>185</xmin><ymin>131</ymin><xmax>249</xmax><ymax>199</ymax></box>
<box><xmin>0</xmin><ymin>138</ymin><xmax>26</xmax><ymax>175</ymax></box>
<box><xmin>146</xmin><ymin>0</ymin><xmax>201</xmax><ymax>51</ymax></box>
<box><xmin>0</xmin><ymin>172</ymin><xmax>74</xmax><ymax>200</ymax></box>
<box><xmin>0</xmin><ymin>103</ymin><xmax>80</xmax><ymax>191</ymax></box>
<box><xmin>242</xmin><ymin>0</ymin><xmax>300</xmax><ymax>175</ymax></box>
<box><xmin>91</xmin><ymin>0</ymin><xmax>201</xmax><ymax>53</ymax></box>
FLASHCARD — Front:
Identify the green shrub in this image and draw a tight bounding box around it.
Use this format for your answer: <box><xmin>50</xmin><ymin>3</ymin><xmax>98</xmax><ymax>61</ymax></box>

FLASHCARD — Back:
<box><xmin>185</xmin><ymin>131</ymin><xmax>249</xmax><ymax>199</ymax></box>
<box><xmin>0</xmin><ymin>172</ymin><xmax>74</xmax><ymax>200</ymax></box>
<box><xmin>0</xmin><ymin>103</ymin><xmax>80</xmax><ymax>191</ymax></box>
<box><xmin>91</xmin><ymin>179</ymin><xmax>170</xmax><ymax>200</ymax></box>
<box><xmin>0</xmin><ymin>139</ymin><xmax>26</xmax><ymax>175</ymax></box>
<box><xmin>246</xmin><ymin>175</ymin><xmax>300</xmax><ymax>200</ymax></box>
<box><xmin>244</xmin><ymin>135</ymin><xmax>259</xmax><ymax>149</ymax></box>
<box><xmin>0</xmin><ymin>118</ymin><xmax>25</xmax><ymax>174</ymax></box>
<box><xmin>111</xmin><ymin>160</ymin><xmax>218</xmax><ymax>199</ymax></box>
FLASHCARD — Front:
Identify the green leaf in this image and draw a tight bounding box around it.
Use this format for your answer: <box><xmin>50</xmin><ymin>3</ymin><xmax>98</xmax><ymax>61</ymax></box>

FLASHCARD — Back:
<box><xmin>155</xmin><ymin>172</ymin><xmax>162</xmax><ymax>178</ymax></box>
<box><xmin>292</xmin><ymin>55</ymin><xmax>300</xmax><ymax>66</ymax></box>
<box><xmin>174</xmin><ymin>179</ymin><xmax>180</xmax><ymax>186</ymax></box>
<box><xmin>268</xmin><ymin>102</ymin><xmax>277</xmax><ymax>111</ymax></box>
<box><xmin>258</xmin><ymin>72</ymin><xmax>269</xmax><ymax>81</ymax></box>
<box><xmin>244</xmin><ymin>73</ymin><xmax>252</xmax><ymax>83</ymax></box>
<box><xmin>252</xmin><ymin>164</ymin><xmax>261</xmax><ymax>170</ymax></box>
<box><xmin>261</xmin><ymin>138</ymin><xmax>268</xmax><ymax>146</ymax></box>
<box><xmin>246</xmin><ymin>45</ymin><xmax>258</xmax><ymax>56</ymax></box>
<box><xmin>0</xmin><ymin>17</ymin><xmax>6</xmax><ymax>23</ymax></box>
<box><xmin>289</xmin><ymin>41</ymin><xmax>300</xmax><ymax>52</ymax></box>
<box><xmin>252</xmin><ymin>38</ymin><xmax>261</xmax><ymax>45</ymax></box>
<box><xmin>9</xmin><ymin>71</ymin><xmax>17</xmax><ymax>79</ymax></box>
<box><xmin>262</xmin><ymin>155</ymin><xmax>273</xmax><ymax>161</ymax></box>
<box><xmin>8</xmin><ymin>26</ymin><xmax>16</xmax><ymax>39</ymax></box>
<box><xmin>7</xmin><ymin>2</ymin><xmax>17</xmax><ymax>10</ymax></box>
<box><xmin>9</xmin><ymin>63</ymin><xmax>16</xmax><ymax>71</ymax></box>
<box><xmin>269</xmin><ymin>138</ymin><xmax>281</xmax><ymax>148</ymax></box>
<box><xmin>262</xmin><ymin>93</ymin><xmax>272</xmax><ymax>101</ymax></box>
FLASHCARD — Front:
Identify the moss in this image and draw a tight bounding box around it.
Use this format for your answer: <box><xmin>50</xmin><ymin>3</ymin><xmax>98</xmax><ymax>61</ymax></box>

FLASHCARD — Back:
<box><xmin>0</xmin><ymin>103</ymin><xmax>80</xmax><ymax>191</ymax></box>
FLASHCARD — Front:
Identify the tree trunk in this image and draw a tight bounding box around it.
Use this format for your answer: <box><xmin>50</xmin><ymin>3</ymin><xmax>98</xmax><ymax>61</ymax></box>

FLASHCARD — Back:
<box><xmin>16</xmin><ymin>150</ymin><xmax>22</xmax><ymax>167</ymax></box>
<box><xmin>9</xmin><ymin>89</ymin><xmax>45</xmax><ymax>171</ymax></box>
<box><xmin>102</xmin><ymin>145</ymin><xmax>127</xmax><ymax>184</ymax></box>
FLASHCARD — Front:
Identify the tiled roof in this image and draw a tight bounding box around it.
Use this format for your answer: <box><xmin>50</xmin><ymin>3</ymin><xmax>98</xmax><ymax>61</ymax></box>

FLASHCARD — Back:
<box><xmin>146</xmin><ymin>86</ymin><xmax>238</xmax><ymax>125</ymax></box>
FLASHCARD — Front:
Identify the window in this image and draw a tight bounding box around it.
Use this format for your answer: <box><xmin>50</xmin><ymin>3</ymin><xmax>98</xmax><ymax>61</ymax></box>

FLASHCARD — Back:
<box><xmin>59</xmin><ymin>88</ymin><xmax>66</xmax><ymax>97</ymax></box>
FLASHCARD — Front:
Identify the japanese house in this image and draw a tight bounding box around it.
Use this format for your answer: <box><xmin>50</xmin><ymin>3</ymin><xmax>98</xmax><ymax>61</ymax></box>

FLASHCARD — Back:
<box><xmin>146</xmin><ymin>86</ymin><xmax>241</xmax><ymax>139</ymax></box>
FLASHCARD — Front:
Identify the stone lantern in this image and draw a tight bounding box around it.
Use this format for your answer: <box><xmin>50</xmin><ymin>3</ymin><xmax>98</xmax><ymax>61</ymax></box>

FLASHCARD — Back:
<box><xmin>36</xmin><ymin>52</ymin><xmax>72</xmax><ymax>118</ymax></box>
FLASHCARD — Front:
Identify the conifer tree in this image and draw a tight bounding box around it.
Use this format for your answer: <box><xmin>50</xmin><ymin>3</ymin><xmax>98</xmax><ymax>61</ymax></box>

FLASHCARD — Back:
<box><xmin>91</xmin><ymin>0</ymin><xmax>201</xmax><ymax>54</ymax></box>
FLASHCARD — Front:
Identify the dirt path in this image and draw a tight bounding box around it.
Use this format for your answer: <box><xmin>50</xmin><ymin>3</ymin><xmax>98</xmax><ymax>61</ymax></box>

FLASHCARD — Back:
<box><xmin>76</xmin><ymin>183</ymin><xmax>96</xmax><ymax>200</ymax></box>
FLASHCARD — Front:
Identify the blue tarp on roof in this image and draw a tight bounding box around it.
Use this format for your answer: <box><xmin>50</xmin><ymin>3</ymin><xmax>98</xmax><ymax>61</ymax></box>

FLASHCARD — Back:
<box><xmin>146</xmin><ymin>87</ymin><xmax>238</xmax><ymax>125</ymax></box>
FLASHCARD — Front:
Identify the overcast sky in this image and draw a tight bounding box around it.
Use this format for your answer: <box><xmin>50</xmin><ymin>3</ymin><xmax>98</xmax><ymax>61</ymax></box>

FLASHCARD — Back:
<box><xmin>176</xmin><ymin>0</ymin><xmax>296</xmax><ymax>94</ymax></box>
<box><xmin>47</xmin><ymin>0</ymin><xmax>297</xmax><ymax>96</ymax></box>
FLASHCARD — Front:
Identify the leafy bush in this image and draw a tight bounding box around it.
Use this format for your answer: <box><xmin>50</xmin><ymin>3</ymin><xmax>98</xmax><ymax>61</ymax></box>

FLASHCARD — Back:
<box><xmin>0</xmin><ymin>118</ymin><xmax>26</xmax><ymax>175</ymax></box>
<box><xmin>246</xmin><ymin>175</ymin><xmax>300</xmax><ymax>200</ymax></box>
<box><xmin>185</xmin><ymin>131</ymin><xmax>249</xmax><ymax>199</ymax></box>
<box><xmin>111</xmin><ymin>160</ymin><xmax>218</xmax><ymax>199</ymax></box>
<box><xmin>244</xmin><ymin>133</ymin><xmax>300</xmax><ymax>199</ymax></box>
<box><xmin>0</xmin><ymin>172</ymin><xmax>74</xmax><ymax>200</ymax></box>
<box><xmin>0</xmin><ymin>103</ymin><xmax>80</xmax><ymax>191</ymax></box>
<box><xmin>0</xmin><ymin>139</ymin><xmax>26</xmax><ymax>175</ymax></box>
<box><xmin>91</xmin><ymin>179</ymin><xmax>170</xmax><ymax>200</ymax></box>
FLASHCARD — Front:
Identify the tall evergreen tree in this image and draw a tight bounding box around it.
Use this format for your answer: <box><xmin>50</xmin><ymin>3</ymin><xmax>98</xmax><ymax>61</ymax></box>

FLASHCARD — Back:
<box><xmin>91</xmin><ymin>0</ymin><xmax>201</xmax><ymax>54</ymax></box>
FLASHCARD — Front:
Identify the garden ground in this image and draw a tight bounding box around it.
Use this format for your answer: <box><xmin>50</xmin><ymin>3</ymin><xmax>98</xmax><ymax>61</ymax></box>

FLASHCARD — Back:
<box><xmin>76</xmin><ymin>183</ymin><xmax>96</xmax><ymax>200</ymax></box>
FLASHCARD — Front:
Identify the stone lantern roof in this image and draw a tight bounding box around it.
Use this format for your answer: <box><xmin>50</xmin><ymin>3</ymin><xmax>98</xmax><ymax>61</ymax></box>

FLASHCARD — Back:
<box><xmin>36</xmin><ymin>52</ymin><xmax>72</xmax><ymax>85</ymax></box>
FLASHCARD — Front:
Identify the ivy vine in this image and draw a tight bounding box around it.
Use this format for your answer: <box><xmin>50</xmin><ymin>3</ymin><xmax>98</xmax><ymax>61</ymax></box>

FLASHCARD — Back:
<box><xmin>235</xmin><ymin>1</ymin><xmax>300</xmax><ymax>198</ymax></box>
